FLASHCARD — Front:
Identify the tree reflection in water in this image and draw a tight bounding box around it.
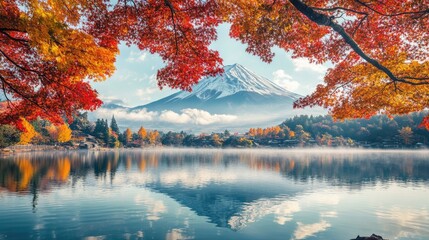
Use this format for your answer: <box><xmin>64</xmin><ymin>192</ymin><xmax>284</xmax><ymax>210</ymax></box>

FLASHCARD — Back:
<box><xmin>0</xmin><ymin>149</ymin><xmax>429</xmax><ymax>239</ymax></box>
<box><xmin>1</xmin><ymin>149</ymin><xmax>429</xmax><ymax>209</ymax></box>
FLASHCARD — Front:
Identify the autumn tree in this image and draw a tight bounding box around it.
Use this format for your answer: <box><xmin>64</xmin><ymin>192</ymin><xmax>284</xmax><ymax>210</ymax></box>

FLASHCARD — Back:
<box><xmin>248</xmin><ymin>128</ymin><xmax>256</xmax><ymax>137</ymax></box>
<box><xmin>18</xmin><ymin>117</ymin><xmax>37</xmax><ymax>144</ymax></box>
<box><xmin>0</xmin><ymin>0</ymin><xmax>117</xmax><ymax>125</ymax></box>
<box><xmin>46</xmin><ymin>123</ymin><xmax>72</xmax><ymax>143</ymax></box>
<box><xmin>2</xmin><ymin>0</ymin><xmax>429</xmax><ymax>128</ymax></box>
<box><xmin>399</xmin><ymin>127</ymin><xmax>413</xmax><ymax>145</ymax></box>
<box><xmin>137</xmin><ymin>127</ymin><xmax>147</xmax><ymax>141</ymax></box>
<box><xmin>211</xmin><ymin>133</ymin><xmax>223</xmax><ymax>147</ymax></box>
<box><xmin>46</xmin><ymin>124</ymin><xmax>59</xmax><ymax>141</ymax></box>
<box><xmin>148</xmin><ymin>131</ymin><xmax>160</xmax><ymax>145</ymax></box>
<box><xmin>294</xmin><ymin>125</ymin><xmax>310</xmax><ymax>143</ymax></box>
<box><xmin>124</xmin><ymin>128</ymin><xmax>133</xmax><ymax>145</ymax></box>
<box><xmin>57</xmin><ymin>124</ymin><xmax>72</xmax><ymax>143</ymax></box>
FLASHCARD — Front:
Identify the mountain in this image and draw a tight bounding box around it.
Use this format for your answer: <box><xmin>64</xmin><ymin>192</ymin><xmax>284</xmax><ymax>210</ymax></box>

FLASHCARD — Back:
<box><xmin>92</xmin><ymin>64</ymin><xmax>324</xmax><ymax>132</ymax></box>
<box><xmin>132</xmin><ymin>64</ymin><xmax>302</xmax><ymax>114</ymax></box>
<box><xmin>101</xmin><ymin>102</ymin><xmax>128</xmax><ymax>110</ymax></box>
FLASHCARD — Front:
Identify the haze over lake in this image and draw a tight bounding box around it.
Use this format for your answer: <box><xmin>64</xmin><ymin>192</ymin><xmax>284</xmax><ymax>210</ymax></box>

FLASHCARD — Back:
<box><xmin>1</xmin><ymin>149</ymin><xmax>429</xmax><ymax>239</ymax></box>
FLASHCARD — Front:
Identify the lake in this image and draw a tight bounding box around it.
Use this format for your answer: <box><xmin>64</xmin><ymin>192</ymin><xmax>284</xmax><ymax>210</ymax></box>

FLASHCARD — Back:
<box><xmin>0</xmin><ymin>149</ymin><xmax>429</xmax><ymax>240</ymax></box>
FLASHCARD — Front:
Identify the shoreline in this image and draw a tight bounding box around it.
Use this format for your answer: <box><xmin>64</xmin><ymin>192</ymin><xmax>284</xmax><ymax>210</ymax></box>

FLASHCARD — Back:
<box><xmin>2</xmin><ymin>145</ymin><xmax>429</xmax><ymax>157</ymax></box>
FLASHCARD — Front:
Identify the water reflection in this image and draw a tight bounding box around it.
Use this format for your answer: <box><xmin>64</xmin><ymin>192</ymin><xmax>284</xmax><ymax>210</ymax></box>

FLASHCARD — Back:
<box><xmin>0</xmin><ymin>149</ymin><xmax>429</xmax><ymax>239</ymax></box>
<box><xmin>2</xmin><ymin>150</ymin><xmax>429</xmax><ymax>194</ymax></box>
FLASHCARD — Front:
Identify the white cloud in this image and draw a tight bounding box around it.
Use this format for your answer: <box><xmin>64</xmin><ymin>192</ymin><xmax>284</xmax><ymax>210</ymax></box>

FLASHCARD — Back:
<box><xmin>94</xmin><ymin>108</ymin><xmax>158</xmax><ymax>122</ymax></box>
<box><xmin>165</xmin><ymin>229</ymin><xmax>193</xmax><ymax>240</ymax></box>
<box><xmin>126</xmin><ymin>51</ymin><xmax>147</xmax><ymax>63</ymax></box>
<box><xmin>136</xmin><ymin>87</ymin><xmax>158</xmax><ymax>101</ymax></box>
<box><xmin>159</xmin><ymin>109</ymin><xmax>237</xmax><ymax>125</ymax></box>
<box><xmin>272</xmin><ymin>69</ymin><xmax>300</xmax><ymax>92</ymax></box>
<box><xmin>320</xmin><ymin>211</ymin><xmax>338</xmax><ymax>218</ymax></box>
<box><xmin>148</xmin><ymin>74</ymin><xmax>157</xmax><ymax>84</ymax></box>
<box><xmin>133</xmin><ymin>74</ymin><xmax>164</xmax><ymax>103</ymax></box>
<box><xmin>134</xmin><ymin>192</ymin><xmax>167</xmax><ymax>221</ymax></box>
<box><xmin>114</xmin><ymin>71</ymin><xmax>134</xmax><ymax>81</ymax></box>
<box><xmin>159</xmin><ymin>110</ymin><xmax>191</xmax><ymax>124</ymax></box>
<box><xmin>229</xmin><ymin>198</ymin><xmax>301</xmax><ymax>230</ymax></box>
<box><xmin>376</xmin><ymin>207</ymin><xmax>429</xmax><ymax>238</ymax></box>
<box><xmin>293</xmin><ymin>220</ymin><xmax>331</xmax><ymax>240</ymax></box>
<box><xmin>292</xmin><ymin>58</ymin><xmax>327</xmax><ymax>74</ymax></box>
<box><xmin>160</xmin><ymin>168</ymin><xmax>237</xmax><ymax>188</ymax></box>
<box><xmin>93</xmin><ymin>107</ymin><xmax>237</xmax><ymax>126</ymax></box>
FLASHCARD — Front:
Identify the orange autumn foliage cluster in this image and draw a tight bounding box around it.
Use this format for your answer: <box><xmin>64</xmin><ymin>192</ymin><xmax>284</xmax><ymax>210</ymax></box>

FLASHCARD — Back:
<box><xmin>1</xmin><ymin>0</ymin><xmax>428</xmax><ymax>128</ymax></box>
<box><xmin>46</xmin><ymin>124</ymin><xmax>72</xmax><ymax>143</ymax></box>
<box><xmin>4</xmin><ymin>157</ymin><xmax>71</xmax><ymax>192</ymax></box>
<box><xmin>18</xmin><ymin>117</ymin><xmax>37</xmax><ymax>144</ymax></box>
<box><xmin>248</xmin><ymin>126</ymin><xmax>283</xmax><ymax>138</ymax></box>
<box><xmin>148</xmin><ymin>131</ymin><xmax>160</xmax><ymax>145</ymax></box>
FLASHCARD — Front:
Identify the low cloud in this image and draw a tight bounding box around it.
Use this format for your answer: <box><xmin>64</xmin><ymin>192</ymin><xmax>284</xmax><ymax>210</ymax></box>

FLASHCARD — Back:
<box><xmin>272</xmin><ymin>69</ymin><xmax>300</xmax><ymax>92</ymax></box>
<box><xmin>292</xmin><ymin>58</ymin><xmax>327</xmax><ymax>74</ymax></box>
<box><xmin>160</xmin><ymin>109</ymin><xmax>237</xmax><ymax>125</ymax></box>
<box><xmin>94</xmin><ymin>108</ymin><xmax>158</xmax><ymax>121</ymax></box>
<box><xmin>93</xmin><ymin>107</ymin><xmax>237</xmax><ymax>126</ymax></box>
<box><xmin>99</xmin><ymin>96</ymin><xmax>128</xmax><ymax>106</ymax></box>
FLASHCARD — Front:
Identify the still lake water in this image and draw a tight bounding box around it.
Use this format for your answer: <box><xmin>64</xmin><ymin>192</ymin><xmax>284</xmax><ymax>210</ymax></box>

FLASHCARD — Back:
<box><xmin>0</xmin><ymin>149</ymin><xmax>429</xmax><ymax>240</ymax></box>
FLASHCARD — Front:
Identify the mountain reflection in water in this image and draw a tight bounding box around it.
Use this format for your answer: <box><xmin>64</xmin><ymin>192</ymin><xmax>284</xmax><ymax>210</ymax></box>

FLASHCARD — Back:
<box><xmin>0</xmin><ymin>149</ymin><xmax>429</xmax><ymax>240</ymax></box>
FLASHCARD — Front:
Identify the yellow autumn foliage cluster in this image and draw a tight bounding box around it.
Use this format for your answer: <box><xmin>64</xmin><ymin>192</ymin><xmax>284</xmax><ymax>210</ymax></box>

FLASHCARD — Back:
<box><xmin>18</xmin><ymin>117</ymin><xmax>37</xmax><ymax>145</ymax></box>
<box><xmin>46</xmin><ymin>124</ymin><xmax>72</xmax><ymax>143</ymax></box>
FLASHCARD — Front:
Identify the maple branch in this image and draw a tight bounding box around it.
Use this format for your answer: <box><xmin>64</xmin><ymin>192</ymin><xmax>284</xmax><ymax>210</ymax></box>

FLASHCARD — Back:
<box><xmin>289</xmin><ymin>0</ymin><xmax>429</xmax><ymax>86</ymax></box>
<box><xmin>0</xmin><ymin>47</ymin><xmax>83</xmax><ymax>102</ymax></box>
<box><xmin>0</xmin><ymin>30</ymin><xmax>29</xmax><ymax>44</ymax></box>
<box><xmin>0</xmin><ymin>77</ymin><xmax>14</xmax><ymax>109</ymax></box>
<box><xmin>0</xmin><ymin>75</ymin><xmax>47</xmax><ymax>113</ymax></box>
<box><xmin>352</xmin><ymin>15</ymin><xmax>367</xmax><ymax>36</ymax></box>
<box><xmin>0</xmin><ymin>28</ymin><xmax>25</xmax><ymax>33</ymax></box>
<box><xmin>402</xmin><ymin>76</ymin><xmax>429</xmax><ymax>81</ymax></box>
<box><xmin>354</xmin><ymin>0</ymin><xmax>429</xmax><ymax>17</ymax></box>
<box><xmin>310</xmin><ymin>6</ymin><xmax>367</xmax><ymax>16</ymax></box>
<box><xmin>164</xmin><ymin>0</ymin><xmax>179</xmax><ymax>55</ymax></box>
<box><xmin>0</xmin><ymin>49</ymin><xmax>41</xmax><ymax>75</ymax></box>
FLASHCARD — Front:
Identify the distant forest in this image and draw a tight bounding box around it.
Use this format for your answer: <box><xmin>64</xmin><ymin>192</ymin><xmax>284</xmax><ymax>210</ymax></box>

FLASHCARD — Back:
<box><xmin>1</xmin><ymin>112</ymin><xmax>429</xmax><ymax>149</ymax></box>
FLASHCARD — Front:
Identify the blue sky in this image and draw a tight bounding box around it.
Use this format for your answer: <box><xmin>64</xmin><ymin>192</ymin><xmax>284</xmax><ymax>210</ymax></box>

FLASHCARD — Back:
<box><xmin>91</xmin><ymin>24</ymin><xmax>328</xmax><ymax>107</ymax></box>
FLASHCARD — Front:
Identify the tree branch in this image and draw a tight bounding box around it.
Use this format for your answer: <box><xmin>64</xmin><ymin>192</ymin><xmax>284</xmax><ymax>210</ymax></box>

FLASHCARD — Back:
<box><xmin>288</xmin><ymin>0</ymin><xmax>429</xmax><ymax>86</ymax></box>
<box><xmin>0</xmin><ymin>75</ymin><xmax>46</xmax><ymax>112</ymax></box>
<box><xmin>354</xmin><ymin>0</ymin><xmax>429</xmax><ymax>17</ymax></box>
<box><xmin>0</xmin><ymin>30</ymin><xmax>29</xmax><ymax>44</ymax></box>
<box><xmin>310</xmin><ymin>6</ymin><xmax>367</xmax><ymax>16</ymax></box>
<box><xmin>164</xmin><ymin>0</ymin><xmax>179</xmax><ymax>55</ymax></box>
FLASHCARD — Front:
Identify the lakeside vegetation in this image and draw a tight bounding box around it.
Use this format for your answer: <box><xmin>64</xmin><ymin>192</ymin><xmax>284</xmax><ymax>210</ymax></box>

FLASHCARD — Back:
<box><xmin>1</xmin><ymin>111</ymin><xmax>429</xmax><ymax>150</ymax></box>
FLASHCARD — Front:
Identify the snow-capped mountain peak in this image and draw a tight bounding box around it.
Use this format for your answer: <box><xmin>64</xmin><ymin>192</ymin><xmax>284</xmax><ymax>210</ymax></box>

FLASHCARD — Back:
<box><xmin>171</xmin><ymin>64</ymin><xmax>300</xmax><ymax>101</ymax></box>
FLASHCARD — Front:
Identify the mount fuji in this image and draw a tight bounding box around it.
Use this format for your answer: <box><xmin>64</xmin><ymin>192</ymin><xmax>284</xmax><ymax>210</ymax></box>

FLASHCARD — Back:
<box><xmin>132</xmin><ymin>64</ymin><xmax>302</xmax><ymax>114</ymax></box>
<box><xmin>93</xmin><ymin>64</ymin><xmax>323</xmax><ymax>132</ymax></box>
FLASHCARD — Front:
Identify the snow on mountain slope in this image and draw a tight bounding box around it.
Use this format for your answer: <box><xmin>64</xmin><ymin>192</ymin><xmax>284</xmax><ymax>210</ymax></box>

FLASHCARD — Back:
<box><xmin>170</xmin><ymin>64</ymin><xmax>301</xmax><ymax>101</ymax></box>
